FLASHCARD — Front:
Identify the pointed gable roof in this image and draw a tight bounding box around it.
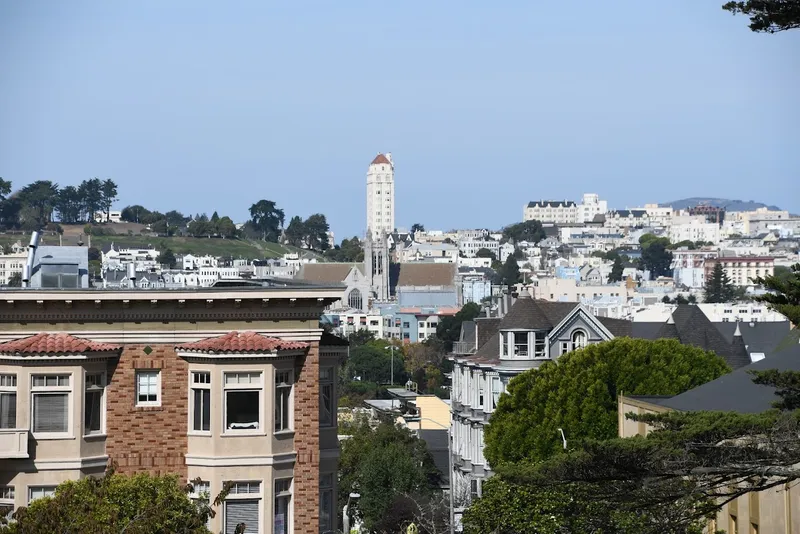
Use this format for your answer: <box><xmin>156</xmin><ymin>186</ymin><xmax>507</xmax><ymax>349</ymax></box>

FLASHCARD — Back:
<box><xmin>371</xmin><ymin>153</ymin><xmax>391</xmax><ymax>165</ymax></box>
<box><xmin>0</xmin><ymin>333</ymin><xmax>121</xmax><ymax>355</ymax></box>
<box><xmin>176</xmin><ymin>331</ymin><xmax>308</xmax><ymax>353</ymax></box>
<box><xmin>498</xmin><ymin>292</ymin><xmax>579</xmax><ymax>331</ymax></box>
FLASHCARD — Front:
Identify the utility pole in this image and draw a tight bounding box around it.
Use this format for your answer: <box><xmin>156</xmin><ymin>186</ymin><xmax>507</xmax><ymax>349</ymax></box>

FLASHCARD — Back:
<box><xmin>385</xmin><ymin>345</ymin><xmax>395</xmax><ymax>385</ymax></box>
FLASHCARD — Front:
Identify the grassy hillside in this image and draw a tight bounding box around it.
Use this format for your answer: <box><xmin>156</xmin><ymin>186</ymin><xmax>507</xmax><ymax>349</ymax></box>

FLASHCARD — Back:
<box><xmin>0</xmin><ymin>230</ymin><xmax>319</xmax><ymax>261</ymax></box>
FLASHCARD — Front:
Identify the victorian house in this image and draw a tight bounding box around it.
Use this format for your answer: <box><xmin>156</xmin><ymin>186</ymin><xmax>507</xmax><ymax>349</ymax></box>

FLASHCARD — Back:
<box><xmin>0</xmin><ymin>281</ymin><xmax>345</xmax><ymax>534</ymax></box>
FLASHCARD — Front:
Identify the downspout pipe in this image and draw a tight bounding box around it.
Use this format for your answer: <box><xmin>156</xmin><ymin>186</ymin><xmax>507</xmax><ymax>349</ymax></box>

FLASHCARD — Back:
<box><xmin>21</xmin><ymin>231</ymin><xmax>41</xmax><ymax>288</ymax></box>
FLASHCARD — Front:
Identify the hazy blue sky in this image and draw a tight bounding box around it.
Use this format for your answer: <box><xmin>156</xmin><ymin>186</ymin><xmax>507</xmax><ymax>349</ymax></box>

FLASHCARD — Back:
<box><xmin>1</xmin><ymin>1</ymin><xmax>798</xmax><ymax>240</ymax></box>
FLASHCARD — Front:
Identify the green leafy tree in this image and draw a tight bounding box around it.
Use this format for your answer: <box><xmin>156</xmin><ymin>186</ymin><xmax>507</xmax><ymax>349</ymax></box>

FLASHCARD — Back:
<box><xmin>120</xmin><ymin>204</ymin><xmax>151</xmax><ymax>223</ymax></box>
<box><xmin>608</xmin><ymin>256</ymin><xmax>624</xmax><ymax>282</ymax></box>
<box><xmin>639</xmin><ymin>234</ymin><xmax>673</xmax><ymax>278</ymax></box>
<box><xmin>187</xmin><ymin>214</ymin><xmax>212</xmax><ymax>238</ymax></box>
<box><xmin>411</xmin><ymin>223</ymin><xmax>425</xmax><ymax>234</ymax></box>
<box><xmin>703</xmin><ymin>262</ymin><xmax>737</xmax><ymax>303</ymax></box>
<box><xmin>55</xmin><ymin>185</ymin><xmax>83</xmax><ymax>223</ymax></box>
<box><xmin>347</xmin><ymin>329</ymin><xmax>376</xmax><ymax>347</ymax></box>
<box><xmin>662</xmin><ymin>295</ymin><xmax>672</xmax><ymax>304</ymax></box>
<box><xmin>435</xmin><ymin>302</ymin><xmax>481</xmax><ymax>352</ymax></box>
<box><xmin>499</xmin><ymin>254</ymin><xmax>520</xmax><ymax>287</ymax></box>
<box><xmin>0</xmin><ymin>178</ymin><xmax>10</xmax><ymax>201</ymax></box>
<box><xmin>77</xmin><ymin>178</ymin><xmax>103</xmax><ymax>222</ymax></box>
<box><xmin>347</xmin><ymin>341</ymin><xmax>406</xmax><ymax>384</ymax></box>
<box><xmin>485</xmin><ymin>338</ymin><xmax>730</xmax><ymax>466</ymax></box>
<box><xmin>0</xmin><ymin>178</ymin><xmax>21</xmax><ymax>230</ymax></box>
<box><xmin>752</xmin><ymin>263</ymin><xmax>800</xmax><ymax>325</ymax></box>
<box><xmin>248</xmin><ymin>199</ymin><xmax>285</xmax><ymax>242</ymax></box>
<box><xmin>338</xmin><ymin>421</ymin><xmax>442</xmax><ymax>533</ymax></box>
<box><xmin>674</xmin><ymin>294</ymin><xmax>688</xmax><ymax>305</ymax></box>
<box><xmin>157</xmin><ymin>248</ymin><xmax>177</xmax><ymax>269</ymax></box>
<box><xmin>502</xmin><ymin>220</ymin><xmax>546</xmax><ymax>244</ymax></box>
<box><xmin>302</xmin><ymin>213</ymin><xmax>330</xmax><ymax>251</ymax></box>
<box><xmin>723</xmin><ymin>0</ymin><xmax>800</xmax><ymax>32</ymax></box>
<box><xmin>100</xmin><ymin>178</ymin><xmax>118</xmax><ymax>221</ymax></box>
<box><xmin>150</xmin><ymin>219</ymin><xmax>168</xmax><ymax>235</ymax></box>
<box><xmin>6</xmin><ymin>272</ymin><xmax>21</xmax><ymax>287</ymax></box>
<box><xmin>687</xmin><ymin>294</ymin><xmax>697</xmax><ymax>304</ymax></box>
<box><xmin>2</xmin><ymin>467</ymin><xmax>220</xmax><ymax>533</ymax></box>
<box><xmin>283</xmin><ymin>216</ymin><xmax>305</xmax><ymax>247</ymax></box>
<box><xmin>18</xmin><ymin>180</ymin><xmax>59</xmax><ymax>228</ymax></box>
<box><xmin>475</xmin><ymin>247</ymin><xmax>496</xmax><ymax>261</ymax></box>
<box><xmin>216</xmin><ymin>216</ymin><xmax>237</xmax><ymax>239</ymax></box>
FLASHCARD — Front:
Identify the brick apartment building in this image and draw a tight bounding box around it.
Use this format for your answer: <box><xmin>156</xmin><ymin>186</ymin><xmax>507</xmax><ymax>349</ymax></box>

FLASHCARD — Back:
<box><xmin>0</xmin><ymin>281</ymin><xmax>345</xmax><ymax>534</ymax></box>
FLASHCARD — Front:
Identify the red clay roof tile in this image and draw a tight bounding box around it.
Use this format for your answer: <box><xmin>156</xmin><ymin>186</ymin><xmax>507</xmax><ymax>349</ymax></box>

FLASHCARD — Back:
<box><xmin>176</xmin><ymin>331</ymin><xmax>308</xmax><ymax>353</ymax></box>
<box><xmin>0</xmin><ymin>333</ymin><xmax>121</xmax><ymax>354</ymax></box>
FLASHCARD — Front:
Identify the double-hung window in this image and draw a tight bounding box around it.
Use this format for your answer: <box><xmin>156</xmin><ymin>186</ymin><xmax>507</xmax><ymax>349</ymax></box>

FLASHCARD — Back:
<box><xmin>191</xmin><ymin>372</ymin><xmax>211</xmax><ymax>433</ymax></box>
<box><xmin>320</xmin><ymin>474</ymin><xmax>334</xmax><ymax>533</ymax></box>
<box><xmin>224</xmin><ymin>481</ymin><xmax>261</xmax><ymax>534</ymax></box>
<box><xmin>274</xmin><ymin>370</ymin><xmax>293</xmax><ymax>433</ymax></box>
<box><xmin>136</xmin><ymin>370</ymin><xmax>160</xmax><ymax>406</ymax></box>
<box><xmin>274</xmin><ymin>479</ymin><xmax>292</xmax><ymax>534</ymax></box>
<box><xmin>489</xmin><ymin>375</ymin><xmax>502</xmax><ymax>412</ymax></box>
<box><xmin>0</xmin><ymin>486</ymin><xmax>14</xmax><ymax>521</ymax></box>
<box><xmin>84</xmin><ymin>373</ymin><xmax>105</xmax><ymax>435</ymax></box>
<box><xmin>0</xmin><ymin>374</ymin><xmax>17</xmax><ymax>429</ymax></box>
<box><xmin>224</xmin><ymin>372</ymin><xmax>262</xmax><ymax>432</ymax></box>
<box><xmin>31</xmin><ymin>374</ymin><xmax>71</xmax><ymax>436</ymax></box>
<box><xmin>319</xmin><ymin>367</ymin><xmax>334</xmax><ymax>427</ymax></box>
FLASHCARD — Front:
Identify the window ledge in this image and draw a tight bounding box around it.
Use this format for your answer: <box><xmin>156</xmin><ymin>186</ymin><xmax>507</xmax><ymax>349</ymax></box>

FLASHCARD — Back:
<box><xmin>83</xmin><ymin>433</ymin><xmax>107</xmax><ymax>441</ymax></box>
<box><xmin>221</xmin><ymin>430</ymin><xmax>266</xmax><ymax>437</ymax></box>
<box><xmin>188</xmin><ymin>431</ymin><xmax>213</xmax><ymax>437</ymax></box>
<box><xmin>32</xmin><ymin>433</ymin><xmax>74</xmax><ymax>441</ymax></box>
<box><xmin>273</xmin><ymin>430</ymin><xmax>295</xmax><ymax>438</ymax></box>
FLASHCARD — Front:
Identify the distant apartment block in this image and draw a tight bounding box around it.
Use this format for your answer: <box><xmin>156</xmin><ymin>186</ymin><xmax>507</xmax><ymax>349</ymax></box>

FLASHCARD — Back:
<box><xmin>669</xmin><ymin>215</ymin><xmax>721</xmax><ymax>244</ymax></box>
<box><xmin>704</xmin><ymin>256</ymin><xmax>774</xmax><ymax>287</ymax></box>
<box><xmin>93</xmin><ymin>210</ymin><xmax>122</xmax><ymax>224</ymax></box>
<box><xmin>457</xmin><ymin>238</ymin><xmax>499</xmax><ymax>259</ymax></box>
<box><xmin>577</xmin><ymin>193</ymin><xmax>607</xmax><ymax>223</ymax></box>
<box><xmin>523</xmin><ymin>200</ymin><xmax>578</xmax><ymax>224</ymax></box>
<box><xmin>366</xmin><ymin>153</ymin><xmax>395</xmax><ymax>240</ymax></box>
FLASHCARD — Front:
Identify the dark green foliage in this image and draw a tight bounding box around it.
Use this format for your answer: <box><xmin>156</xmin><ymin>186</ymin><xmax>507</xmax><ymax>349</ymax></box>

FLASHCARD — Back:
<box><xmin>1</xmin><ymin>467</ymin><xmax>217</xmax><ymax>533</ymax></box>
<box><xmin>639</xmin><ymin>233</ymin><xmax>673</xmax><ymax>278</ymax></box>
<box><xmin>723</xmin><ymin>0</ymin><xmax>800</xmax><ymax>32</ymax></box>
<box><xmin>411</xmin><ymin>223</ymin><xmax>425</xmax><ymax>234</ymax></box>
<box><xmin>248</xmin><ymin>199</ymin><xmax>285</xmax><ymax>242</ymax></box>
<box><xmin>704</xmin><ymin>262</ymin><xmax>737</xmax><ymax>303</ymax></box>
<box><xmin>121</xmin><ymin>205</ymin><xmax>151</xmax><ymax>223</ymax></box>
<box><xmin>346</xmin><ymin>341</ymin><xmax>407</xmax><ymax>384</ymax></box>
<box><xmin>609</xmin><ymin>256</ymin><xmax>624</xmax><ymax>282</ymax></box>
<box><xmin>435</xmin><ymin>302</ymin><xmax>480</xmax><ymax>351</ymax></box>
<box><xmin>502</xmin><ymin>220</ymin><xmax>546</xmax><ymax>244</ymax></box>
<box><xmin>338</xmin><ymin>421</ymin><xmax>442</xmax><ymax>532</ymax></box>
<box><xmin>475</xmin><ymin>247</ymin><xmax>496</xmax><ymax>260</ymax></box>
<box><xmin>752</xmin><ymin>263</ymin><xmax>800</xmax><ymax>325</ymax></box>
<box><xmin>485</xmin><ymin>338</ymin><xmax>730</xmax><ymax>466</ymax></box>
<box><xmin>157</xmin><ymin>248</ymin><xmax>177</xmax><ymax>269</ymax></box>
<box><xmin>324</xmin><ymin>236</ymin><xmax>364</xmax><ymax>262</ymax></box>
<box><xmin>6</xmin><ymin>272</ymin><xmax>21</xmax><ymax>287</ymax></box>
<box><xmin>347</xmin><ymin>329</ymin><xmax>376</xmax><ymax>347</ymax></box>
<box><xmin>283</xmin><ymin>216</ymin><xmax>305</xmax><ymax>247</ymax></box>
<box><xmin>18</xmin><ymin>180</ymin><xmax>59</xmax><ymax>227</ymax></box>
<box><xmin>302</xmin><ymin>213</ymin><xmax>331</xmax><ymax>251</ymax></box>
<box><xmin>496</xmin><ymin>254</ymin><xmax>520</xmax><ymax>287</ymax></box>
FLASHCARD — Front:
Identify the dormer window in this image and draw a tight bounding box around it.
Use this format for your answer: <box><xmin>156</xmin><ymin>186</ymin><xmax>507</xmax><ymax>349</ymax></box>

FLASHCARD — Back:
<box><xmin>572</xmin><ymin>330</ymin><xmax>588</xmax><ymax>350</ymax></box>
<box><xmin>513</xmin><ymin>332</ymin><xmax>528</xmax><ymax>357</ymax></box>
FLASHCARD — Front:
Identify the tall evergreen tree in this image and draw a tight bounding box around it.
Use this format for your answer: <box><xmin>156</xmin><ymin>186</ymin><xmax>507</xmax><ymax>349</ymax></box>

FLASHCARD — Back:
<box><xmin>608</xmin><ymin>257</ymin><xmax>625</xmax><ymax>282</ymax></box>
<box><xmin>703</xmin><ymin>262</ymin><xmax>737</xmax><ymax>303</ymax></box>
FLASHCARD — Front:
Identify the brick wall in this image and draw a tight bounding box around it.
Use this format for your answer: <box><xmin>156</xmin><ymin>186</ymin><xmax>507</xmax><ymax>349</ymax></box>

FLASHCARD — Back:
<box><xmin>293</xmin><ymin>341</ymin><xmax>320</xmax><ymax>533</ymax></box>
<box><xmin>106</xmin><ymin>344</ymin><xmax>188</xmax><ymax>477</ymax></box>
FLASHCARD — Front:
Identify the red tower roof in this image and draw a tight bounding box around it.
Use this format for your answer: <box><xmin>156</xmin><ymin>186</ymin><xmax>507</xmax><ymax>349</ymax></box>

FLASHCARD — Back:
<box><xmin>371</xmin><ymin>153</ymin><xmax>391</xmax><ymax>165</ymax></box>
<box><xmin>176</xmin><ymin>331</ymin><xmax>309</xmax><ymax>353</ymax></box>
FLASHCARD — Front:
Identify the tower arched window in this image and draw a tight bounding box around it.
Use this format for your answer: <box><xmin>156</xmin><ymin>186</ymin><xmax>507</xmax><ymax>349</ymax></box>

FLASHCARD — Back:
<box><xmin>572</xmin><ymin>330</ymin><xmax>588</xmax><ymax>351</ymax></box>
<box><xmin>348</xmin><ymin>289</ymin><xmax>363</xmax><ymax>311</ymax></box>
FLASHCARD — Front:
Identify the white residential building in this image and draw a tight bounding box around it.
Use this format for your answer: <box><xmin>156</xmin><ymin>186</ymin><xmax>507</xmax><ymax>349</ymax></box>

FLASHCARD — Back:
<box><xmin>366</xmin><ymin>153</ymin><xmax>395</xmax><ymax>240</ymax></box>
<box><xmin>93</xmin><ymin>210</ymin><xmax>122</xmax><ymax>223</ymax></box>
<box><xmin>643</xmin><ymin>203</ymin><xmax>673</xmax><ymax>226</ymax></box>
<box><xmin>698</xmin><ymin>303</ymin><xmax>787</xmax><ymax>323</ymax></box>
<box><xmin>668</xmin><ymin>215</ymin><xmax>721</xmax><ymax>244</ymax></box>
<box><xmin>705</xmin><ymin>256</ymin><xmax>774</xmax><ymax>287</ymax></box>
<box><xmin>0</xmin><ymin>249</ymin><xmax>26</xmax><ymax>286</ymax></box>
<box><xmin>578</xmin><ymin>193</ymin><xmax>608</xmax><ymax>223</ymax></box>
<box><xmin>523</xmin><ymin>200</ymin><xmax>578</xmax><ymax>224</ymax></box>
<box><xmin>671</xmin><ymin>248</ymin><xmax>719</xmax><ymax>289</ymax></box>
<box><xmin>102</xmin><ymin>244</ymin><xmax>160</xmax><ymax>272</ymax></box>
<box><xmin>397</xmin><ymin>242</ymin><xmax>459</xmax><ymax>263</ymax></box>
<box><xmin>457</xmin><ymin>238</ymin><xmax>500</xmax><ymax>258</ymax></box>
<box><xmin>531</xmin><ymin>277</ymin><xmax>632</xmax><ymax>302</ymax></box>
<box><xmin>726</xmin><ymin>208</ymin><xmax>790</xmax><ymax>236</ymax></box>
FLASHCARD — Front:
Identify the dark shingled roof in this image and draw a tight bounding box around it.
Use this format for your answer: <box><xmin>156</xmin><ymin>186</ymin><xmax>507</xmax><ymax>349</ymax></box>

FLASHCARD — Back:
<box><xmin>296</xmin><ymin>263</ymin><xmax>362</xmax><ymax>283</ymax></box>
<box><xmin>320</xmin><ymin>331</ymin><xmax>350</xmax><ymax>347</ymax></box>
<box><xmin>633</xmin><ymin>305</ymin><xmax>752</xmax><ymax>369</ymax></box>
<box><xmin>653</xmin><ymin>333</ymin><xmax>800</xmax><ymax>413</ymax></box>
<box><xmin>472</xmin><ymin>331</ymin><xmax>500</xmax><ymax>363</ymax></box>
<box><xmin>599</xmin><ymin>317</ymin><xmax>633</xmax><ymax>337</ymax></box>
<box><xmin>498</xmin><ymin>293</ymin><xmax>578</xmax><ymax>331</ymax></box>
<box><xmin>459</xmin><ymin>321</ymin><xmax>477</xmax><ymax>345</ymax></box>
<box><xmin>714</xmin><ymin>321</ymin><xmax>792</xmax><ymax>359</ymax></box>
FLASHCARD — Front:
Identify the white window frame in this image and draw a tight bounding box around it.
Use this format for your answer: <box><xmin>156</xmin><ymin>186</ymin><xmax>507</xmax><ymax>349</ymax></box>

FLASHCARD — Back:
<box><xmin>274</xmin><ymin>369</ymin><xmax>293</xmax><ymax>434</ymax></box>
<box><xmin>223</xmin><ymin>480</ymin><xmax>262</xmax><ymax>534</ymax></box>
<box><xmin>223</xmin><ymin>372</ymin><xmax>264</xmax><ymax>435</ymax></box>
<box><xmin>572</xmin><ymin>330</ymin><xmax>588</xmax><ymax>351</ymax></box>
<box><xmin>488</xmin><ymin>374</ymin><xmax>502</xmax><ymax>413</ymax></box>
<box><xmin>319</xmin><ymin>367</ymin><xmax>334</xmax><ymax>428</ymax></box>
<box><xmin>83</xmin><ymin>371</ymin><xmax>106</xmax><ymax>437</ymax></box>
<box><xmin>274</xmin><ymin>478</ymin><xmax>293</xmax><ymax>534</ymax></box>
<box><xmin>135</xmin><ymin>370</ymin><xmax>161</xmax><ymax>407</ymax></box>
<box><xmin>190</xmin><ymin>371</ymin><xmax>212</xmax><ymax>435</ymax></box>
<box><xmin>0</xmin><ymin>373</ymin><xmax>17</xmax><ymax>430</ymax></box>
<box><xmin>31</xmin><ymin>374</ymin><xmax>72</xmax><ymax>439</ymax></box>
<box><xmin>28</xmin><ymin>485</ymin><xmax>57</xmax><ymax>503</ymax></box>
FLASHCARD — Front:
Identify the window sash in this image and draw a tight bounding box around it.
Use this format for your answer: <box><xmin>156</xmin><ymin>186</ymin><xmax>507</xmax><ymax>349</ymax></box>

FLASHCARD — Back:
<box><xmin>0</xmin><ymin>392</ymin><xmax>16</xmax><ymax>429</ymax></box>
<box><xmin>28</xmin><ymin>486</ymin><xmax>56</xmax><ymax>503</ymax></box>
<box><xmin>33</xmin><ymin>393</ymin><xmax>69</xmax><ymax>434</ymax></box>
<box><xmin>136</xmin><ymin>371</ymin><xmax>159</xmax><ymax>405</ymax></box>
<box><xmin>84</xmin><ymin>390</ymin><xmax>102</xmax><ymax>434</ymax></box>
<box><xmin>193</xmin><ymin>388</ymin><xmax>211</xmax><ymax>432</ymax></box>
<box><xmin>320</xmin><ymin>488</ymin><xmax>333</xmax><ymax>532</ymax></box>
<box><xmin>320</xmin><ymin>383</ymin><xmax>333</xmax><ymax>426</ymax></box>
<box><xmin>274</xmin><ymin>479</ymin><xmax>292</xmax><ymax>534</ymax></box>
<box><xmin>225</xmin><ymin>390</ymin><xmax>260</xmax><ymax>431</ymax></box>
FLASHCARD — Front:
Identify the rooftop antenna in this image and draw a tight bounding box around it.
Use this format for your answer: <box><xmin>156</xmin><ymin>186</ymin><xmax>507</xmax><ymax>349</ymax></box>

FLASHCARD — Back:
<box><xmin>21</xmin><ymin>231</ymin><xmax>41</xmax><ymax>288</ymax></box>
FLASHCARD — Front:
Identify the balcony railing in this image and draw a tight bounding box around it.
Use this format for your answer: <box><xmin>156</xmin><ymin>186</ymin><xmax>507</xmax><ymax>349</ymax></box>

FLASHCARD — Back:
<box><xmin>452</xmin><ymin>341</ymin><xmax>476</xmax><ymax>355</ymax></box>
<box><xmin>0</xmin><ymin>429</ymin><xmax>29</xmax><ymax>459</ymax></box>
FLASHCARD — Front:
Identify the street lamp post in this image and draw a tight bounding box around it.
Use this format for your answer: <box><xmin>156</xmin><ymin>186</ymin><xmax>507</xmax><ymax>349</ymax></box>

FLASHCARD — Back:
<box><xmin>385</xmin><ymin>345</ymin><xmax>395</xmax><ymax>385</ymax></box>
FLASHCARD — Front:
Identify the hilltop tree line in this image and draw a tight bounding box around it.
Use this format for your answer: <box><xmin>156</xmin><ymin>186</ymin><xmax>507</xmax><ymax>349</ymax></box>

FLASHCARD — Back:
<box><xmin>0</xmin><ymin>178</ymin><xmax>118</xmax><ymax>230</ymax></box>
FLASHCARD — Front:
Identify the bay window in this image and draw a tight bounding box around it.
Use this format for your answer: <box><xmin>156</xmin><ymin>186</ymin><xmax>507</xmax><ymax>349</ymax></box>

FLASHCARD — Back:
<box><xmin>224</xmin><ymin>372</ymin><xmax>262</xmax><ymax>432</ymax></box>
<box><xmin>84</xmin><ymin>373</ymin><xmax>105</xmax><ymax>435</ymax></box>
<box><xmin>274</xmin><ymin>370</ymin><xmax>293</xmax><ymax>433</ymax></box>
<box><xmin>0</xmin><ymin>374</ymin><xmax>16</xmax><ymax>429</ymax></box>
<box><xmin>31</xmin><ymin>374</ymin><xmax>71</xmax><ymax>436</ymax></box>
<box><xmin>191</xmin><ymin>371</ymin><xmax>211</xmax><ymax>432</ymax></box>
<box><xmin>224</xmin><ymin>481</ymin><xmax>261</xmax><ymax>534</ymax></box>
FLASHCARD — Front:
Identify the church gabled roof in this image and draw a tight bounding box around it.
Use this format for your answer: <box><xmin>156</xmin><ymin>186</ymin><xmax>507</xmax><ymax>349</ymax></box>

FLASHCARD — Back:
<box><xmin>371</xmin><ymin>153</ymin><xmax>391</xmax><ymax>165</ymax></box>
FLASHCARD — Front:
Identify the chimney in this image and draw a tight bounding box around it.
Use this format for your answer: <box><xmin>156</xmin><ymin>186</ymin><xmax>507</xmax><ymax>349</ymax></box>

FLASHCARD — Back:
<box><xmin>127</xmin><ymin>263</ymin><xmax>137</xmax><ymax>289</ymax></box>
<box><xmin>22</xmin><ymin>231</ymin><xmax>41</xmax><ymax>288</ymax></box>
